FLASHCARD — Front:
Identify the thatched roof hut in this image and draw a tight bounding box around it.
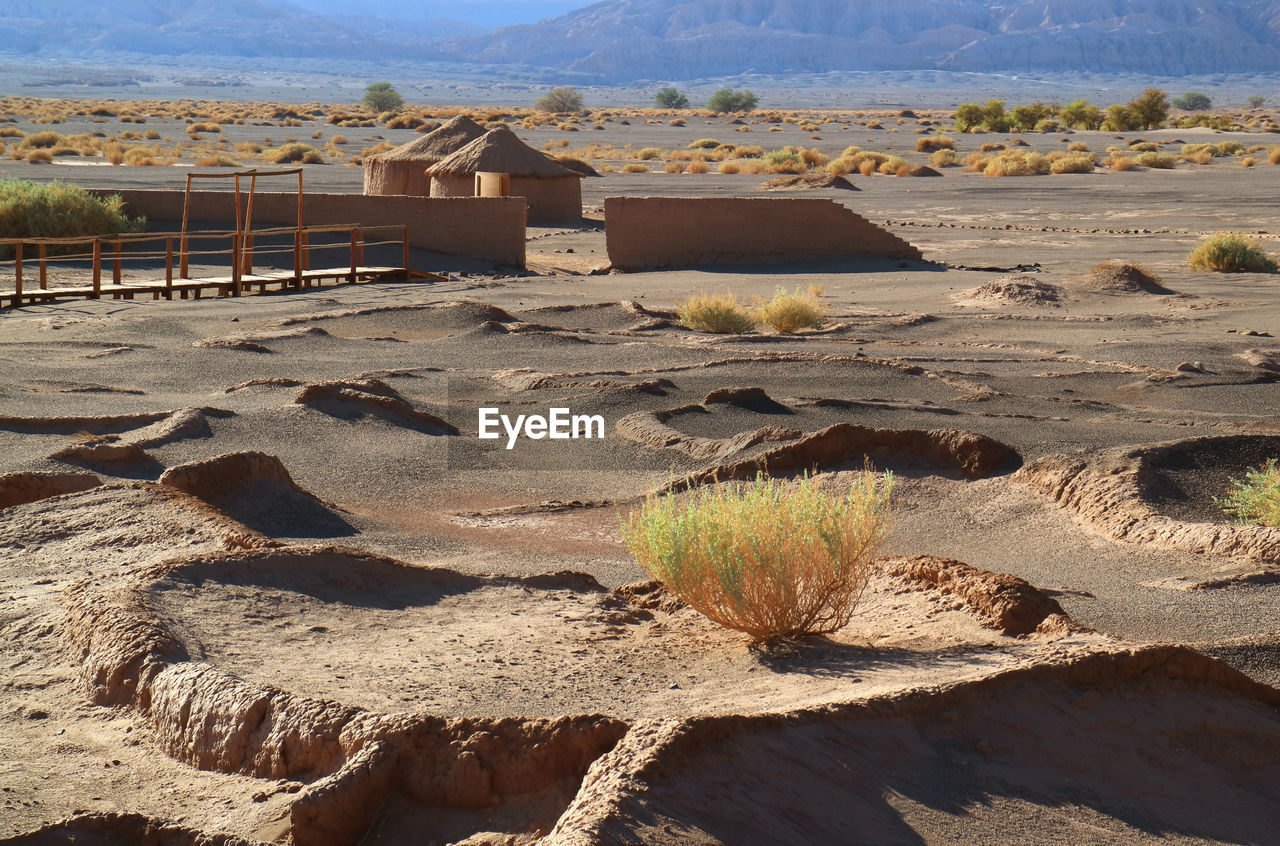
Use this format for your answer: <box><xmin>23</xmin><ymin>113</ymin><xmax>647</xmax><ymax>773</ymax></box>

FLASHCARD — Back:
<box><xmin>362</xmin><ymin>115</ymin><xmax>487</xmax><ymax>196</ymax></box>
<box><xmin>427</xmin><ymin>124</ymin><xmax>583</xmax><ymax>224</ymax></box>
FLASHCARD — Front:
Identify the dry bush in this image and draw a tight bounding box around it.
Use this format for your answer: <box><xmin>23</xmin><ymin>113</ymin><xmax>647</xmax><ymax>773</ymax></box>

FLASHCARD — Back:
<box><xmin>664</xmin><ymin>160</ymin><xmax>687</xmax><ymax>173</ymax></box>
<box><xmin>1182</xmin><ymin>149</ymin><xmax>1214</xmax><ymax>165</ymax></box>
<box><xmin>235</xmin><ymin>141</ymin><xmax>263</xmax><ymax>154</ymax></box>
<box><xmin>1188</xmin><ymin>233</ymin><xmax>1278</xmax><ymax>272</ymax></box>
<box><xmin>980</xmin><ymin>142</ymin><xmax>1005</xmax><ymax>152</ymax></box>
<box><xmin>689</xmin><ymin>138</ymin><xmax>721</xmax><ymax>149</ymax></box>
<box><xmin>636</xmin><ymin>147</ymin><xmax>663</xmax><ymax>160</ymax></box>
<box><xmin>1137</xmin><ymin>151</ymin><xmax>1177</xmax><ymax>169</ymax></box>
<box><xmin>717</xmin><ymin>161</ymin><xmax>741</xmax><ymax>174</ymax></box>
<box><xmin>621</xmin><ymin>470</ymin><xmax>893</xmax><ymax>642</ymax></box>
<box><xmin>361</xmin><ymin>141</ymin><xmax>394</xmax><ymax>157</ymax></box>
<box><xmin>687</xmin><ymin>160</ymin><xmax>710</xmax><ymax>173</ymax></box>
<box><xmin>915</xmin><ymin>135</ymin><xmax>955</xmax><ymax>152</ymax></box>
<box><xmin>195</xmin><ymin>155</ymin><xmax>243</xmax><ymax>167</ymax></box>
<box><xmin>963</xmin><ymin>152</ymin><xmax>990</xmax><ymax>172</ymax></box>
<box><xmin>621</xmin><ymin>163</ymin><xmax>649</xmax><ymax>173</ymax></box>
<box><xmin>858</xmin><ymin>159</ymin><xmax>878</xmax><ymax>177</ymax></box>
<box><xmin>1129</xmin><ymin>142</ymin><xmax>1159</xmax><ymax>153</ymax></box>
<box><xmin>1243</xmin><ymin>157</ymin><xmax>1257</xmax><ymax>168</ymax></box>
<box><xmin>669</xmin><ymin>118</ymin><xmax>687</xmax><ymax>126</ymax></box>
<box><xmin>930</xmin><ymin>148</ymin><xmax>957</xmax><ymax>167</ymax></box>
<box><xmin>876</xmin><ymin>155</ymin><xmax>908</xmax><ymax>175</ymax></box>
<box><xmin>187</xmin><ymin>122</ymin><xmax>221</xmax><ymax>133</ymax></box>
<box><xmin>984</xmin><ymin>150</ymin><xmax>1050</xmax><ymax>176</ymax></box>
<box><xmin>756</xmin><ymin>287</ymin><xmax>824</xmax><ymax>333</ymax></box>
<box><xmin>678</xmin><ymin>291</ymin><xmax>755</xmax><ymax>333</ymax></box>
<box><xmin>1270</xmin><ymin>147</ymin><xmax>1280</xmax><ymax>165</ymax></box>
<box><xmin>143</xmin><ymin>129</ymin><xmax>160</xmax><ymax>140</ymax></box>
<box><xmin>0</xmin><ymin>128</ymin><xmax>23</xmax><ymax>138</ymax></box>
<box><xmin>1107</xmin><ymin>153</ymin><xmax>1138</xmax><ymax>171</ymax></box>
<box><xmin>739</xmin><ymin>159</ymin><xmax>767</xmax><ymax>174</ymax></box>
<box><xmin>19</xmin><ymin>131</ymin><xmax>64</xmax><ymax>149</ymax></box>
<box><xmin>24</xmin><ymin>149</ymin><xmax>53</xmax><ymax>164</ymax></box>
<box><xmin>729</xmin><ymin>144</ymin><xmax>764</xmax><ymax>159</ymax></box>
<box><xmin>1067</xmin><ymin>141</ymin><xmax>1090</xmax><ymax>152</ymax></box>
<box><xmin>1217</xmin><ymin>459</ymin><xmax>1280</xmax><ymax>526</ymax></box>
<box><xmin>264</xmin><ymin>143</ymin><xmax>323</xmax><ymax>164</ymax></box>
<box><xmin>1050</xmin><ymin>154</ymin><xmax>1095</xmax><ymax>173</ymax></box>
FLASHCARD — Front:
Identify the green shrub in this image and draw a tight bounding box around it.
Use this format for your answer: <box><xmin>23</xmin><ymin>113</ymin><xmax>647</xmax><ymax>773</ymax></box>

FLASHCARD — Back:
<box><xmin>264</xmin><ymin>143</ymin><xmax>323</xmax><ymax>164</ymax></box>
<box><xmin>1217</xmin><ymin>459</ymin><xmax>1280</xmax><ymax>526</ymax></box>
<box><xmin>536</xmin><ymin>86</ymin><xmax>585</xmax><ymax>114</ymax></box>
<box><xmin>678</xmin><ymin>291</ymin><xmax>755</xmax><ymax>333</ymax></box>
<box><xmin>0</xmin><ymin>180</ymin><xmax>143</xmax><ymax>257</ymax></box>
<box><xmin>1188</xmin><ymin>233</ymin><xmax>1278</xmax><ymax>272</ymax></box>
<box><xmin>756</xmin><ymin>287</ymin><xmax>824</xmax><ymax>333</ymax></box>
<box><xmin>361</xmin><ymin>81</ymin><xmax>404</xmax><ymax>113</ymax></box>
<box><xmin>1136</xmin><ymin>151</ymin><xmax>1177</xmax><ymax>169</ymax></box>
<box><xmin>1173</xmin><ymin>91</ymin><xmax>1212</xmax><ymax>111</ymax></box>
<box><xmin>655</xmin><ymin>87</ymin><xmax>689</xmax><ymax>109</ymax></box>
<box><xmin>707</xmin><ymin>88</ymin><xmax>759</xmax><ymax>114</ymax></box>
<box><xmin>688</xmin><ymin>138</ymin><xmax>721</xmax><ymax>149</ymax></box>
<box><xmin>621</xmin><ymin>470</ymin><xmax>893</xmax><ymax>642</ymax></box>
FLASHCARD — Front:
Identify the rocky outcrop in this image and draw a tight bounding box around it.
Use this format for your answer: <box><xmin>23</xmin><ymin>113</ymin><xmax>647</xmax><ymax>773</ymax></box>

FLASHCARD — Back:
<box><xmin>0</xmin><ymin>470</ymin><xmax>100</xmax><ymax>509</ymax></box>
<box><xmin>4</xmin><ymin>811</ymin><xmax>262</xmax><ymax>845</ymax></box>
<box><xmin>294</xmin><ymin>378</ymin><xmax>458</xmax><ymax>435</ymax></box>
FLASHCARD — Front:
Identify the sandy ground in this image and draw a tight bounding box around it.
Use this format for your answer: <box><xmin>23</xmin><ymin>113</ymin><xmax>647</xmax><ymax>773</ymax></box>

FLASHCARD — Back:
<box><xmin>4</xmin><ymin>109</ymin><xmax>1280</xmax><ymax>845</ymax></box>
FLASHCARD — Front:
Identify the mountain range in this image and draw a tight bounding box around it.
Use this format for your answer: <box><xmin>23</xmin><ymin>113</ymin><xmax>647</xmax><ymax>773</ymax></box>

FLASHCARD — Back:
<box><xmin>3</xmin><ymin>0</ymin><xmax>1280</xmax><ymax>82</ymax></box>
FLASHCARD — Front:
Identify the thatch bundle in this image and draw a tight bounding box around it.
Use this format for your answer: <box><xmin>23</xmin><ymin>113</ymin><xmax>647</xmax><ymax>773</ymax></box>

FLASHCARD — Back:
<box><xmin>362</xmin><ymin>115</ymin><xmax>487</xmax><ymax>196</ymax></box>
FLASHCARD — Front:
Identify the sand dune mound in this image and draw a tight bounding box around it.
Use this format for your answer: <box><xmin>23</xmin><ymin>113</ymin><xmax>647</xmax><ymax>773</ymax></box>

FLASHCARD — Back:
<box><xmin>1237</xmin><ymin>348</ymin><xmax>1280</xmax><ymax>373</ymax></box>
<box><xmin>617</xmin><ymin>407</ymin><xmax>802</xmax><ymax>462</ymax></box>
<box><xmin>0</xmin><ymin>411</ymin><xmax>171</xmax><ymax>434</ymax></box>
<box><xmin>159</xmin><ymin>452</ymin><xmax>355</xmax><ymax>539</ymax></box>
<box><xmin>49</xmin><ymin>439</ymin><xmax>154</xmax><ymax>470</ymax></box>
<box><xmin>1064</xmin><ymin>262</ymin><xmax>1176</xmax><ymax>295</ymax></box>
<box><xmin>6</xmin><ymin>812</ymin><xmax>259</xmax><ymax>845</ymax></box>
<box><xmin>282</xmin><ymin>302</ymin><xmax>519</xmax><ymax>342</ymax></box>
<box><xmin>0</xmin><ymin>470</ymin><xmax>100</xmax><ymax>509</ymax></box>
<box><xmin>293</xmin><ymin>378</ymin><xmax>458</xmax><ymax>435</ymax></box>
<box><xmin>547</xmin><ymin>647</ymin><xmax>1280</xmax><ymax>846</ymax></box>
<box><xmin>679</xmin><ymin>422</ymin><xmax>1021</xmax><ymax>487</ymax></box>
<box><xmin>1017</xmin><ymin>435</ymin><xmax>1280</xmax><ymax>563</ymax></box>
<box><xmin>957</xmin><ymin>274</ymin><xmax>1064</xmax><ymax>307</ymax></box>
<box><xmin>192</xmin><ymin>337</ymin><xmax>273</xmax><ymax>353</ymax></box>
<box><xmin>517</xmin><ymin>302</ymin><xmax>665</xmax><ymax>332</ymax></box>
<box><xmin>759</xmin><ymin>173</ymin><xmax>858</xmax><ymax>191</ymax></box>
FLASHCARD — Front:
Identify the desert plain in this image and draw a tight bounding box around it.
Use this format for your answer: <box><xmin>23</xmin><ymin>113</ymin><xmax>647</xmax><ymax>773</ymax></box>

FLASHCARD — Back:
<box><xmin>2</xmin><ymin>101</ymin><xmax>1280</xmax><ymax>845</ymax></box>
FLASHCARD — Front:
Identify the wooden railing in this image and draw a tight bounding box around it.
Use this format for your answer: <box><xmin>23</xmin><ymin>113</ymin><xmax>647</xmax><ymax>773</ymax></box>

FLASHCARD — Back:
<box><xmin>0</xmin><ymin>224</ymin><xmax>416</xmax><ymax>307</ymax></box>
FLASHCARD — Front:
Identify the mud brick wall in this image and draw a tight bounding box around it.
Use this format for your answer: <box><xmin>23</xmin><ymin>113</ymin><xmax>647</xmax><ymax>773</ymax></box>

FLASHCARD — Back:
<box><xmin>604</xmin><ymin>197</ymin><xmax>921</xmax><ymax>271</ymax></box>
<box><xmin>95</xmin><ymin>190</ymin><xmax>528</xmax><ymax>267</ymax></box>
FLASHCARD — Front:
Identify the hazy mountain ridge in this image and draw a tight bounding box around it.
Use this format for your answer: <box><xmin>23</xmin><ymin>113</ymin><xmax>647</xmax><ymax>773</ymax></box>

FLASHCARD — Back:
<box><xmin>447</xmin><ymin>0</ymin><xmax>1280</xmax><ymax>79</ymax></box>
<box><xmin>3</xmin><ymin>0</ymin><xmax>1280</xmax><ymax>82</ymax></box>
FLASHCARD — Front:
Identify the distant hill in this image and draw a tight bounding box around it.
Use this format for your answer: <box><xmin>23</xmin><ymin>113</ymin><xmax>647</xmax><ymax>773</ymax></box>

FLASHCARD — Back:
<box><xmin>444</xmin><ymin>0</ymin><xmax>1280</xmax><ymax>80</ymax></box>
<box><xmin>0</xmin><ymin>0</ymin><xmax>481</xmax><ymax>61</ymax></box>
<box><xmin>3</xmin><ymin>0</ymin><xmax>1280</xmax><ymax>83</ymax></box>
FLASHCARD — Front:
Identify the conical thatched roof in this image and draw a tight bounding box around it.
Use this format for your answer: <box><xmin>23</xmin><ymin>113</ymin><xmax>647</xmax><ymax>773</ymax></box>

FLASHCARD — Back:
<box><xmin>427</xmin><ymin>124</ymin><xmax>581</xmax><ymax>179</ymax></box>
<box><xmin>372</xmin><ymin>115</ymin><xmax>487</xmax><ymax>163</ymax></box>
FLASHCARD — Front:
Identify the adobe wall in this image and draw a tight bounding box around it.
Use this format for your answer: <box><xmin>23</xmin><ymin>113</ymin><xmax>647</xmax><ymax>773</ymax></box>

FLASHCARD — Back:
<box><xmin>604</xmin><ymin>197</ymin><xmax>921</xmax><ymax>271</ymax></box>
<box><xmin>430</xmin><ymin>175</ymin><xmax>583</xmax><ymax>225</ymax></box>
<box><xmin>95</xmin><ymin>190</ymin><xmax>527</xmax><ymax>267</ymax></box>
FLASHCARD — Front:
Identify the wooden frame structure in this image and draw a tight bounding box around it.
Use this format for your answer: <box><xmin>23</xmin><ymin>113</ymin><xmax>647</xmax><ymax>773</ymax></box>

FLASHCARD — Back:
<box><xmin>180</xmin><ymin>167</ymin><xmax>305</xmax><ymax>280</ymax></box>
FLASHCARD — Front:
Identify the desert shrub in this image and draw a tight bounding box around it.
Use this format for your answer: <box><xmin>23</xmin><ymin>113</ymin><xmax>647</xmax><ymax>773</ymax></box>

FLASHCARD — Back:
<box><xmin>621</xmin><ymin>470</ymin><xmax>893</xmax><ymax>642</ymax></box>
<box><xmin>1270</xmin><ymin>147</ymin><xmax>1280</xmax><ymax>165</ymax></box>
<box><xmin>1217</xmin><ymin>459</ymin><xmax>1280</xmax><ymax>526</ymax></box>
<box><xmin>1188</xmin><ymin>233</ymin><xmax>1278</xmax><ymax>272</ymax></box>
<box><xmin>739</xmin><ymin>159</ymin><xmax>767</xmax><ymax>174</ymax></box>
<box><xmin>669</xmin><ymin>118</ymin><xmax>687</xmax><ymax>127</ymax></box>
<box><xmin>636</xmin><ymin>147</ymin><xmax>663</xmax><ymax>160</ymax></box>
<box><xmin>1136</xmin><ymin>151</ymin><xmax>1177</xmax><ymax>169</ymax></box>
<box><xmin>1067</xmin><ymin>141</ymin><xmax>1089</xmax><ymax>152</ymax></box>
<box><xmin>1217</xmin><ymin>141</ymin><xmax>1245</xmax><ymax>156</ymax></box>
<box><xmin>1050</xmin><ymin>154</ymin><xmax>1095</xmax><ymax>173</ymax></box>
<box><xmin>187</xmin><ymin>122</ymin><xmax>221</xmax><ymax>133</ymax></box>
<box><xmin>362</xmin><ymin>82</ymin><xmax>404</xmax><ymax>113</ymax></box>
<box><xmin>0</xmin><ymin>179</ymin><xmax>143</xmax><ymax>256</ymax></box>
<box><xmin>678</xmin><ymin>291</ymin><xmax>755</xmax><ymax>333</ymax></box>
<box><xmin>930</xmin><ymin>149</ymin><xmax>957</xmax><ymax>167</ymax></box>
<box><xmin>654</xmin><ymin>87</ymin><xmax>689</xmax><ymax>109</ymax></box>
<box><xmin>386</xmin><ymin>114</ymin><xmax>425</xmax><ymax>130</ymax></box>
<box><xmin>717</xmin><ymin>161</ymin><xmax>741</xmax><ymax>174</ymax></box>
<box><xmin>963</xmin><ymin>152</ymin><xmax>990</xmax><ymax>172</ymax></box>
<box><xmin>195</xmin><ymin>155</ymin><xmax>242</xmax><ymax>167</ymax></box>
<box><xmin>915</xmin><ymin>135</ymin><xmax>955</xmax><ymax>152</ymax></box>
<box><xmin>264</xmin><ymin>143</ymin><xmax>323</xmax><ymax>164</ymax></box>
<box><xmin>1243</xmin><ymin>157</ymin><xmax>1256</xmax><ymax>168</ymax></box>
<box><xmin>19</xmin><ymin>131</ymin><xmax>64</xmax><ymax>149</ymax></box>
<box><xmin>980</xmin><ymin>142</ymin><xmax>1005</xmax><ymax>153</ymax></box>
<box><xmin>730</xmin><ymin>145</ymin><xmax>765</xmax><ymax>159</ymax></box>
<box><xmin>876</xmin><ymin>155</ymin><xmax>908</xmax><ymax>175</ymax></box>
<box><xmin>1249</xmin><ymin>95</ymin><xmax>1266</xmax><ymax>109</ymax></box>
<box><xmin>1060</xmin><ymin>98</ymin><xmax>1103</xmax><ymax>130</ymax></box>
<box><xmin>1173</xmin><ymin>91</ymin><xmax>1212</xmax><ymax>111</ymax></box>
<box><xmin>0</xmin><ymin>127</ymin><xmax>22</xmax><ymax>138</ymax></box>
<box><xmin>799</xmin><ymin>147</ymin><xmax>828</xmax><ymax>167</ymax></box>
<box><xmin>983</xmin><ymin>151</ymin><xmax>1049</xmax><ymax>177</ymax></box>
<box><xmin>536</xmin><ymin>86</ymin><xmax>585</xmax><ymax>114</ymax></box>
<box><xmin>687</xmin><ymin>160</ymin><xmax>710</xmax><ymax>173</ymax></box>
<box><xmin>756</xmin><ymin>287</ymin><xmax>824</xmax><ymax>333</ymax></box>
<box><xmin>689</xmin><ymin>138</ymin><xmax>721</xmax><ymax>149</ymax></box>
<box><xmin>24</xmin><ymin>149</ymin><xmax>52</xmax><ymax>164</ymax></box>
<box><xmin>664</xmin><ymin>160</ymin><xmax>687</xmax><ymax>173</ymax></box>
<box><xmin>1107</xmin><ymin>153</ymin><xmax>1138</xmax><ymax>171</ymax></box>
<box><xmin>235</xmin><ymin>141</ymin><xmax>263</xmax><ymax>154</ymax></box>
<box><xmin>707</xmin><ymin>88</ymin><xmax>758</xmax><ymax>114</ymax></box>
<box><xmin>1128</xmin><ymin>142</ymin><xmax>1159</xmax><ymax>153</ymax></box>
<box><xmin>621</xmin><ymin>163</ymin><xmax>648</xmax><ymax>173</ymax></box>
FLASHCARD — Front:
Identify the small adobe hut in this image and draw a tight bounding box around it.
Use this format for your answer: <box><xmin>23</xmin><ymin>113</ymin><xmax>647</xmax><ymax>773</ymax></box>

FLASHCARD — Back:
<box><xmin>427</xmin><ymin>124</ymin><xmax>583</xmax><ymax>224</ymax></box>
<box><xmin>362</xmin><ymin>115</ymin><xmax>487</xmax><ymax>196</ymax></box>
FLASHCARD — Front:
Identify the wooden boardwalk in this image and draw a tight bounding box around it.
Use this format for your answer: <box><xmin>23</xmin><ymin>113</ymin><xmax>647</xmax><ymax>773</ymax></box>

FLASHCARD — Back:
<box><xmin>1</xmin><ymin>224</ymin><xmax>443</xmax><ymax>310</ymax></box>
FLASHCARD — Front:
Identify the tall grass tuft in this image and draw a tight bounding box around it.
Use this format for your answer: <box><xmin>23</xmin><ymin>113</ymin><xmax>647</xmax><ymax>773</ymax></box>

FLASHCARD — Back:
<box><xmin>1217</xmin><ymin>459</ymin><xmax>1280</xmax><ymax>526</ymax></box>
<box><xmin>621</xmin><ymin>470</ymin><xmax>894</xmax><ymax>642</ymax></box>
<box><xmin>0</xmin><ymin>180</ymin><xmax>143</xmax><ymax>258</ymax></box>
<box><xmin>264</xmin><ymin>143</ymin><xmax>323</xmax><ymax>164</ymax></box>
<box><xmin>756</xmin><ymin>286</ymin><xmax>824</xmax><ymax>333</ymax></box>
<box><xmin>1188</xmin><ymin>233</ymin><xmax>1278</xmax><ymax>272</ymax></box>
<box><xmin>678</xmin><ymin>291</ymin><xmax>755</xmax><ymax>333</ymax></box>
